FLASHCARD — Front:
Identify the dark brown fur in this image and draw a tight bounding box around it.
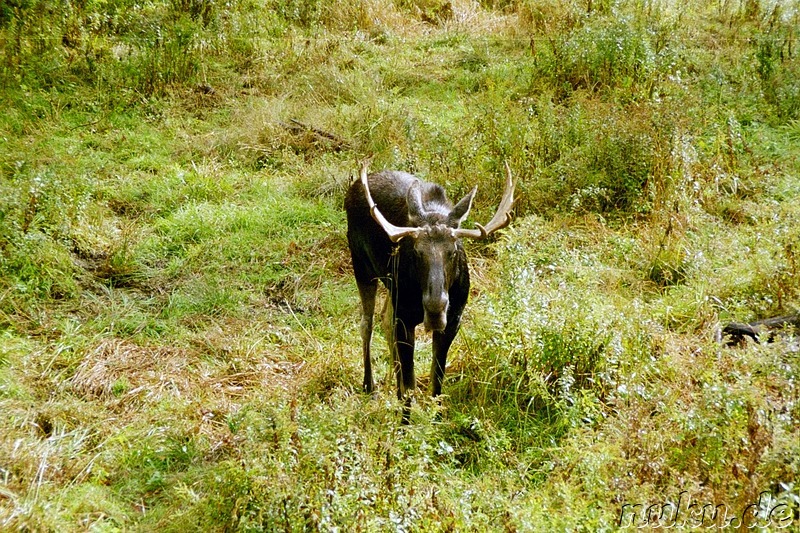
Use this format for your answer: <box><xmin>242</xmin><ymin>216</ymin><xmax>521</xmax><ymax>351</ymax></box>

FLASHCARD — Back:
<box><xmin>345</xmin><ymin>170</ymin><xmax>475</xmax><ymax>423</ymax></box>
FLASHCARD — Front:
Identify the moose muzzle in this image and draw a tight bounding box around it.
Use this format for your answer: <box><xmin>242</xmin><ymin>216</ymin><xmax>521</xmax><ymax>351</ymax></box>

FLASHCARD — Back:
<box><xmin>423</xmin><ymin>291</ymin><xmax>448</xmax><ymax>332</ymax></box>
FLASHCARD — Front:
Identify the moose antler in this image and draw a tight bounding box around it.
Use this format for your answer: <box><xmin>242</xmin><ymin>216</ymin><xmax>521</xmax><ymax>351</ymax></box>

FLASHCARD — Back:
<box><xmin>360</xmin><ymin>159</ymin><xmax>515</xmax><ymax>242</ymax></box>
<box><xmin>453</xmin><ymin>161</ymin><xmax>515</xmax><ymax>239</ymax></box>
<box><xmin>359</xmin><ymin>159</ymin><xmax>421</xmax><ymax>243</ymax></box>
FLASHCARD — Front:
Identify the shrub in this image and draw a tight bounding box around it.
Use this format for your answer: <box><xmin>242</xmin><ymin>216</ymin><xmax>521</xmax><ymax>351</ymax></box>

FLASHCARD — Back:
<box><xmin>755</xmin><ymin>30</ymin><xmax>800</xmax><ymax>121</ymax></box>
<box><xmin>535</xmin><ymin>16</ymin><xmax>659</xmax><ymax>100</ymax></box>
<box><xmin>453</xmin><ymin>218</ymin><xmax>644</xmax><ymax>448</ymax></box>
<box><xmin>531</xmin><ymin>98</ymin><xmax>677</xmax><ymax>215</ymax></box>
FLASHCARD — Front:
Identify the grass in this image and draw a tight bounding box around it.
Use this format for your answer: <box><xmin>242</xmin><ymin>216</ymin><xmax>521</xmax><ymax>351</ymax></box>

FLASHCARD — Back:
<box><xmin>2</xmin><ymin>0</ymin><xmax>800</xmax><ymax>530</ymax></box>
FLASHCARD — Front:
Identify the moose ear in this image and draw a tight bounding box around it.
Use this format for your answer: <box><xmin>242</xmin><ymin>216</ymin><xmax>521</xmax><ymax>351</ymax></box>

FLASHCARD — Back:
<box><xmin>449</xmin><ymin>186</ymin><xmax>477</xmax><ymax>227</ymax></box>
<box><xmin>406</xmin><ymin>180</ymin><xmax>425</xmax><ymax>222</ymax></box>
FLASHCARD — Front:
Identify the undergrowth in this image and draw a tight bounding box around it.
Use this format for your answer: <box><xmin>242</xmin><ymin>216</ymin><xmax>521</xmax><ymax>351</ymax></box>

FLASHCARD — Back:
<box><xmin>1</xmin><ymin>0</ymin><xmax>800</xmax><ymax>530</ymax></box>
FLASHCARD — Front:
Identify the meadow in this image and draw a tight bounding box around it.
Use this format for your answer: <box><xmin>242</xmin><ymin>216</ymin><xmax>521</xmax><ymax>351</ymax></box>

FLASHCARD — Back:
<box><xmin>1</xmin><ymin>0</ymin><xmax>799</xmax><ymax>529</ymax></box>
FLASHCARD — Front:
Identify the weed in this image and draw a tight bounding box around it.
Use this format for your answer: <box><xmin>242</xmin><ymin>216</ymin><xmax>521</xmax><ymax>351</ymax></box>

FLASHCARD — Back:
<box><xmin>755</xmin><ymin>27</ymin><xmax>800</xmax><ymax>121</ymax></box>
<box><xmin>1</xmin><ymin>0</ymin><xmax>799</xmax><ymax>530</ymax></box>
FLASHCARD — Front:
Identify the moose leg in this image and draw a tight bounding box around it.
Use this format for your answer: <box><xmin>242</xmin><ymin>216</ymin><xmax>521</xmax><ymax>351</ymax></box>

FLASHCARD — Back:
<box><xmin>357</xmin><ymin>281</ymin><xmax>378</xmax><ymax>394</ymax></box>
<box><xmin>393</xmin><ymin>318</ymin><xmax>416</xmax><ymax>424</ymax></box>
<box><xmin>431</xmin><ymin>320</ymin><xmax>459</xmax><ymax>398</ymax></box>
<box><xmin>381</xmin><ymin>296</ymin><xmax>396</xmax><ymax>366</ymax></box>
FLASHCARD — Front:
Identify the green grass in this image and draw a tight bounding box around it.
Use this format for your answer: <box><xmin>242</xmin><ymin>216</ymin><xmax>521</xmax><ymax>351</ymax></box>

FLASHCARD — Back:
<box><xmin>1</xmin><ymin>0</ymin><xmax>800</xmax><ymax>530</ymax></box>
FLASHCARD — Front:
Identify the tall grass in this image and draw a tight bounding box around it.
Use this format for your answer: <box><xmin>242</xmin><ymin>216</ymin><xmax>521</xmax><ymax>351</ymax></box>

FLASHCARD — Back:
<box><xmin>1</xmin><ymin>0</ymin><xmax>799</xmax><ymax>529</ymax></box>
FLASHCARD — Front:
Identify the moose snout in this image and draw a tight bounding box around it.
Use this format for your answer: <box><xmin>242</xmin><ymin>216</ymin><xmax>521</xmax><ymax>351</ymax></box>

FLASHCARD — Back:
<box><xmin>423</xmin><ymin>291</ymin><xmax>448</xmax><ymax>332</ymax></box>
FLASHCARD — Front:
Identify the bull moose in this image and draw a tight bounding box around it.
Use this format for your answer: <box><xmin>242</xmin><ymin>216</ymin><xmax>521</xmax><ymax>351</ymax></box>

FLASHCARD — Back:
<box><xmin>345</xmin><ymin>160</ymin><xmax>514</xmax><ymax>422</ymax></box>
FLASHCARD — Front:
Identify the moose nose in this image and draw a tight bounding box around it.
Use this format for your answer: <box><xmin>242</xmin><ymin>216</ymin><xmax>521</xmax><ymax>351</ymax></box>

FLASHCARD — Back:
<box><xmin>424</xmin><ymin>312</ymin><xmax>447</xmax><ymax>332</ymax></box>
<box><xmin>423</xmin><ymin>291</ymin><xmax>448</xmax><ymax>332</ymax></box>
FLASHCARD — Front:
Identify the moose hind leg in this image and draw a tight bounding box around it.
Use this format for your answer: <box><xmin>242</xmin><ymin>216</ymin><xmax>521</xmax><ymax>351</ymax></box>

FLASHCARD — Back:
<box><xmin>357</xmin><ymin>281</ymin><xmax>378</xmax><ymax>393</ymax></box>
<box><xmin>381</xmin><ymin>296</ymin><xmax>397</xmax><ymax>367</ymax></box>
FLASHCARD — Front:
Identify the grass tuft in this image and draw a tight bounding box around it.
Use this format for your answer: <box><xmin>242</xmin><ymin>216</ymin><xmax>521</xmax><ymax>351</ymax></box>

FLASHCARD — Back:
<box><xmin>1</xmin><ymin>0</ymin><xmax>799</xmax><ymax>529</ymax></box>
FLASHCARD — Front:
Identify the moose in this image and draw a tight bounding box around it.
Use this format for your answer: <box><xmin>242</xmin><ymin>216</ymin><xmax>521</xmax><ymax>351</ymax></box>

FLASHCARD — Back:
<box><xmin>345</xmin><ymin>159</ymin><xmax>514</xmax><ymax>422</ymax></box>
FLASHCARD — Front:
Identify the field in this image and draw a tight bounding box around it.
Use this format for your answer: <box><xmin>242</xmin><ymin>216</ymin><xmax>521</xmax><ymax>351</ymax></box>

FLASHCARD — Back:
<box><xmin>1</xmin><ymin>0</ymin><xmax>800</xmax><ymax>530</ymax></box>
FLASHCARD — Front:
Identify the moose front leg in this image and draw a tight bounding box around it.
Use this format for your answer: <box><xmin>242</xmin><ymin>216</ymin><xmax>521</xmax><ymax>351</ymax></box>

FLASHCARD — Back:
<box><xmin>393</xmin><ymin>319</ymin><xmax>416</xmax><ymax>424</ymax></box>
<box><xmin>431</xmin><ymin>302</ymin><xmax>462</xmax><ymax>398</ymax></box>
<box><xmin>431</xmin><ymin>319</ymin><xmax>460</xmax><ymax>398</ymax></box>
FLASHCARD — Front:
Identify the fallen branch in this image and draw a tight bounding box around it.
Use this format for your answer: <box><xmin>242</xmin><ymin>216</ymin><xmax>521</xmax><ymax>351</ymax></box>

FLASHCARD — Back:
<box><xmin>722</xmin><ymin>313</ymin><xmax>800</xmax><ymax>345</ymax></box>
<box><xmin>279</xmin><ymin>119</ymin><xmax>350</xmax><ymax>152</ymax></box>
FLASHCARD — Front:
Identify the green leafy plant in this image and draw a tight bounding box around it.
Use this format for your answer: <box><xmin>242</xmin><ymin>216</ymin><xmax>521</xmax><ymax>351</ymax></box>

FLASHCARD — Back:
<box><xmin>1</xmin><ymin>0</ymin><xmax>799</xmax><ymax>530</ymax></box>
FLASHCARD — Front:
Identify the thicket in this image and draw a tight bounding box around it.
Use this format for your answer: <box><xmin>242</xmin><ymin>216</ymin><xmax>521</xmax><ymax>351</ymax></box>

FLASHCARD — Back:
<box><xmin>1</xmin><ymin>0</ymin><xmax>799</xmax><ymax>530</ymax></box>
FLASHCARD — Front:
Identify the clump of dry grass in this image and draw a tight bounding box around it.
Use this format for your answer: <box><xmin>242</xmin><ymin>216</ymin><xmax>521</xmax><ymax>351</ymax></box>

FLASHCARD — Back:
<box><xmin>69</xmin><ymin>339</ymin><xmax>195</xmax><ymax>402</ymax></box>
<box><xmin>69</xmin><ymin>337</ymin><xmax>304</xmax><ymax>408</ymax></box>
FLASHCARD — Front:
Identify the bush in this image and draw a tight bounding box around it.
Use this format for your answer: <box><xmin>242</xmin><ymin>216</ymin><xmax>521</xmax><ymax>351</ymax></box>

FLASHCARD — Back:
<box><xmin>530</xmin><ymin>98</ymin><xmax>677</xmax><ymax>215</ymax></box>
<box><xmin>453</xmin><ymin>218</ymin><xmax>647</xmax><ymax>448</ymax></box>
<box><xmin>535</xmin><ymin>16</ymin><xmax>659</xmax><ymax>100</ymax></box>
<box><xmin>0</xmin><ymin>0</ymin><xmax>259</xmax><ymax>95</ymax></box>
<box><xmin>755</xmin><ymin>30</ymin><xmax>800</xmax><ymax>121</ymax></box>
